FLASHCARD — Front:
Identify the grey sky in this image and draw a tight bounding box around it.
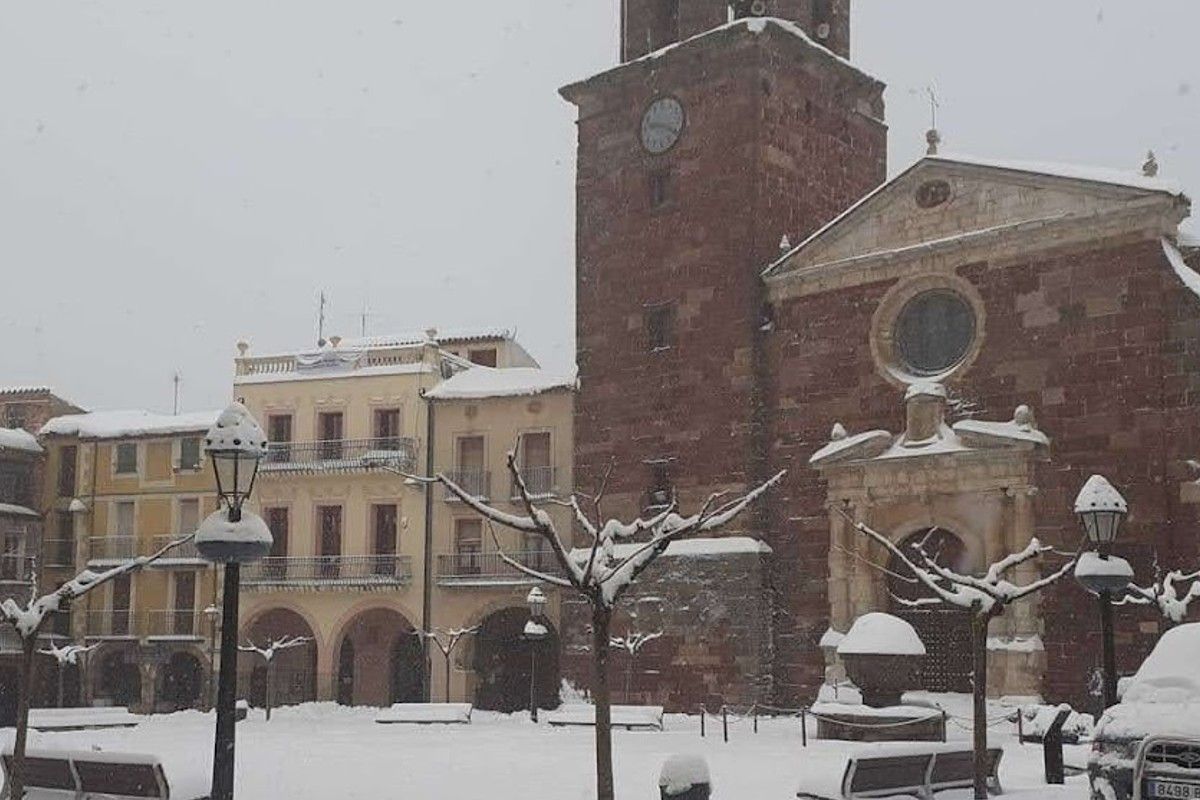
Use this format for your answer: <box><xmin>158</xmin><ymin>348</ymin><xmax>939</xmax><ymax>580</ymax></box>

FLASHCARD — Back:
<box><xmin>2</xmin><ymin>2</ymin><xmax>1197</xmax><ymax>413</ymax></box>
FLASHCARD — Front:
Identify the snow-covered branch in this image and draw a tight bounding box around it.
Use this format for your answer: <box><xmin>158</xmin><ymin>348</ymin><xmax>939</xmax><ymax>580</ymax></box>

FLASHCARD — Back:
<box><xmin>0</xmin><ymin>534</ymin><xmax>196</xmax><ymax>640</ymax></box>
<box><xmin>438</xmin><ymin>456</ymin><xmax>784</xmax><ymax>610</ymax></box>
<box><xmin>419</xmin><ymin>626</ymin><xmax>479</xmax><ymax>658</ymax></box>
<box><xmin>1123</xmin><ymin>568</ymin><xmax>1200</xmax><ymax>623</ymax></box>
<box><xmin>609</xmin><ymin>629</ymin><xmax>663</xmax><ymax>656</ymax></box>
<box><xmin>39</xmin><ymin>641</ymin><xmax>99</xmax><ymax>665</ymax></box>
<box><xmin>239</xmin><ymin>635</ymin><xmax>310</xmax><ymax>662</ymax></box>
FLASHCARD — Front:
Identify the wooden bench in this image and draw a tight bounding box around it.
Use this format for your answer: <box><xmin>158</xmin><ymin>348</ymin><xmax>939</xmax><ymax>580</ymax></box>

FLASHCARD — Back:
<box><xmin>2</xmin><ymin>749</ymin><xmax>208</xmax><ymax>799</ymax></box>
<box><xmin>544</xmin><ymin>705</ymin><xmax>664</xmax><ymax>731</ymax></box>
<box><xmin>797</xmin><ymin>745</ymin><xmax>1003</xmax><ymax>799</ymax></box>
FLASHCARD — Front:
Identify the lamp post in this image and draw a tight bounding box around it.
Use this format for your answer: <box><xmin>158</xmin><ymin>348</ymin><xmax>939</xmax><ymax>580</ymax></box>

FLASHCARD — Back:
<box><xmin>523</xmin><ymin>586</ymin><xmax>548</xmax><ymax>723</ymax></box>
<box><xmin>203</xmin><ymin>604</ymin><xmax>221</xmax><ymax>709</ymax></box>
<box><xmin>1073</xmin><ymin>474</ymin><xmax>1130</xmax><ymax>711</ymax></box>
<box><xmin>197</xmin><ymin>403</ymin><xmax>272</xmax><ymax>800</ymax></box>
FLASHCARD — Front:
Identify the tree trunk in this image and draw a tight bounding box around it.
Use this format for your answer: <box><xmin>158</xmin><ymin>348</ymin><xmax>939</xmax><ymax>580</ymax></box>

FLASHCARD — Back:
<box><xmin>445</xmin><ymin>651</ymin><xmax>452</xmax><ymax>704</ymax></box>
<box><xmin>971</xmin><ymin>613</ymin><xmax>991</xmax><ymax>800</ymax></box>
<box><xmin>591</xmin><ymin>604</ymin><xmax>614</xmax><ymax>800</ymax></box>
<box><xmin>56</xmin><ymin>662</ymin><xmax>65</xmax><ymax>709</ymax></box>
<box><xmin>266</xmin><ymin>659</ymin><xmax>274</xmax><ymax>722</ymax></box>
<box><xmin>10</xmin><ymin>637</ymin><xmax>38</xmax><ymax>800</ymax></box>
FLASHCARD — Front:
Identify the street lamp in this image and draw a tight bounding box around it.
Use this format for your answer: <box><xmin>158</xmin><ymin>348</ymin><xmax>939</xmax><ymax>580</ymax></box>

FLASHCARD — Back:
<box><xmin>203</xmin><ymin>604</ymin><xmax>221</xmax><ymax>709</ymax></box>
<box><xmin>1073</xmin><ymin>474</ymin><xmax>1130</xmax><ymax>711</ymax></box>
<box><xmin>197</xmin><ymin>403</ymin><xmax>271</xmax><ymax>800</ymax></box>
<box><xmin>523</xmin><ymin>586</ymin><xmax>548</xmax><ymax>723</ymax></box>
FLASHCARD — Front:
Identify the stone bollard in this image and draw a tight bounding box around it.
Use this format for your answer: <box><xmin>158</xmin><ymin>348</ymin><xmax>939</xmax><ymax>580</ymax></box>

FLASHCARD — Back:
<box><xmin>659</xmin><ymin>754</ymin><xmax>711</xmax><ymax>800</ymax></box>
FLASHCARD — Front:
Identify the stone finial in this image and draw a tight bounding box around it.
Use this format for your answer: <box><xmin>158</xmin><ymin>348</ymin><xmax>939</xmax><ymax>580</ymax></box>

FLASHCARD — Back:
<box><xmin>830</xmin><ymin>422</ymin><xmax>848</xmax><ymax>442</ymax></box>
<box><xmin>779</xmin><ymin>234</ymin><xmax>792</xmax><ymax>254</ymax></box>
<box><xmin>1143</xmin><ymin>150</ymin><xmax>1159</xmax><ymax>178</ymax></box>
<box><xmin>1013</xmin><ymin>404</ymin><xmax>1036</xmax><ymax>430</ymax></box>
<box><xmin>925</xmin><ymin>128</ymin><xmax>941</xmax><ymax>156</ymax></box>
<box><xmin>425</xmin><ymin>327</ymin><xmax>439</xmax><ymax>341</ymax></box>
<box><xmin>236</xmin><ymin>340</ymin><xmax>250</xmax><ymax>357</ymax></box>
<box><xmin>328</xmin><ymin>335</ymin><xmax>342</xmax><ymax>348</ymax></box>
<box><xmin>903</xmin><ymin>381</ymin><xmax>947</xmax><ymax>444</ymax></box>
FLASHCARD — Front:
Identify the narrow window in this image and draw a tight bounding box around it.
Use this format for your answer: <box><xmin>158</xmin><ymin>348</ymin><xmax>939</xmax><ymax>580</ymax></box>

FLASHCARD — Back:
<box><xmin>454</xmin><ymin>519</ymin><xmax>483</xmax><ymax>575</ymax></box>
<box><xmin>455</xmin><ymin>436</ymin><xmax>487</xmax><ymax>497</ymax></box>
<box><xmin>646</xmin><ymin>462</ymin><xmax>672</xmax><ymax>510</ymax></box>
<box><xmin>317</xmin><ymin>412</ymin><xmax>344</xmax><ymax>459</ymax></box>
<box><xmin>318</xmin><ymin>505</ymin><xmax>342</xmax><ymax>578</ymax></box>
<box><xmin>115</xmin><ymin>443</ymin><xmax>138</xmax><ymax>475</ymax></box>
<box><xmin>649</xmin><ymin>170</ymin><xmax>671</xmax><ymax>209</ymax></box>
<box><xmin>267</xmin><ymin>414</ymin><xmax>293</xmax><ymax>462</ymax></box>
<box><xmin>373</xmin><ymin>408</ymin><xmax>401</xmax><ymax>448</ymax></box>
<box><xmin>178</xmin><ymin>498</ymin><xmax>200</xmax><ymax>534</ymax></box>
<box><xmin>173</xmin><ymin>571</ymin><xmax>196</xmax><ymax>635</ymax></box>
<box><xmin>266</xmin><ymin>507</ymin><xmax>290</xmax><ymax>558</ymax></box>
<box><xmin>178</xmin><ymin>437</ymin><xmax>202</xmax><ymax>470</ymax></box>
<box><xmin>645</xmin><ymin>304</ymin><xmax>676</xmax><ymax>351</ymax></box>
<box><xmin>57</xmin><ymin>445</ymin><xmax>77</xmax><ymax>496</ymax></box>
<box><xmin>516</xmin><ymin>432</ymin><xmax>553</xmax><ymax>496</ymax></box>
<box><xmin>468</xmin><ymin>348</ymin><xmax>498</xmax><ymax>367</ymax></box>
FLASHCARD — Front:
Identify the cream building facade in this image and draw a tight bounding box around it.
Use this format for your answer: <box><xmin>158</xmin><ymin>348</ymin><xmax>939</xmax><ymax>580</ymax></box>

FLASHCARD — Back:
<box><xmin>38</xmin><ymin>409</ymin><xmax>222</xmax><ymax>712</ymax></box>
<box><xmin>232</xmin><ymin>329</ymin><xmax>573</xmax><ymax>709</ymax></box>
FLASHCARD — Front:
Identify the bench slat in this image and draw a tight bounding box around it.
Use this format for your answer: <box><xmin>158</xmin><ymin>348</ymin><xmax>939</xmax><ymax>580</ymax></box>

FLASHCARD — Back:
<box><xmin>74</xmin><ymin>759</ymin><xmax>167</xmax><ymax>798</ymax></box>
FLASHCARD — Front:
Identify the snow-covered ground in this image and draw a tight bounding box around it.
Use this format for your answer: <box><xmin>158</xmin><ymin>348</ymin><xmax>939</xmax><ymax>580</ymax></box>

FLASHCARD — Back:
<box><xmin>1</xmin><ymin>699</ymin><xmax>1092</xmax><ymax>799</ymax></box>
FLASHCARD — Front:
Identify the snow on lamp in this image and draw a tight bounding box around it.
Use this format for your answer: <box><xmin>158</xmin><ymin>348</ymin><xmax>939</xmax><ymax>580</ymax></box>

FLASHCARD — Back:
<box><xmin>527</xmin><ymin>586</ymin><xmax>547</xmax><ymax>618</ymax></box>
<box><xmin>196</xmin><ymin>403</ymin><xmax>272</xmax><ymax>563</ymax></box>
<box><xmin>1074</xmin><ymin>474</ymin><xmax>1127</xmax><ymax>554</ymax></box>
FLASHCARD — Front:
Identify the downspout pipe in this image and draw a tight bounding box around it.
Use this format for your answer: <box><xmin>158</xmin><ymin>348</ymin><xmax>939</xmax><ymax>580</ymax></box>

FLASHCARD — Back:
<box><xmin>421</xmin><ymin>390</ymin><xmax>436</xmax><ymax>702</ymax></box>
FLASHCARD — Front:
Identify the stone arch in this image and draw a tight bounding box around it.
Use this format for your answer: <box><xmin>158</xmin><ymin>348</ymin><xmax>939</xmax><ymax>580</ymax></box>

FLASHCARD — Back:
<box><xmin>241</xmin><ymin>607</ymin><xmax>318</xmax><ymax>708</ymax></box>
<box><xmin>94</xmin><ymin>645</ymin><xmax>141</xmax><ymax>708</ymax></box>
<box><xmin>329</xmin><ymin>606</ymin><xmax>421</xmax><ymax>707</ymax></box>
<box><xmin>471</xmin><ymin>606</ymin><xmax>560</xmax><ymax>713</ymax></box>
<box><xmin>160</xmin><ymin>650</ymin><xmax>205</xmax><ymax>711</ymax></box>
<box><xmin>242</xmin><ymin>600</ymin><xmax>327</xmax><ymax>657</ymax></box>
<box><xmin>886</xmin><ymin>527</ymin><xmax>973</xmax><ymax>692</ymax></box>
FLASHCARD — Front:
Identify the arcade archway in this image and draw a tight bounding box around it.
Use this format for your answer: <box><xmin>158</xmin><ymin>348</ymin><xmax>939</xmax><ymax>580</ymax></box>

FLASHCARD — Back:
<box><xmin>243</xmin><ymin>608</ymin><xmax>317</xmax><ymax>707</ymax></box>
<box><xmin>160</xmin><ymin>651</ymin><xmax>204</xmax><ymax>710</ymax></box>
<box><xmin>472</xmin><ymin>607</ymin><xmax>559</xmax><ymax>713</ymax></box>
<box><xmin>94</xmin><ymin>647</ymin><xmax>140</xmax><ymax>707</ymax></box>
<box><xmin>887</xmin><ymin>528</ymin><xmax>973</xmax><ymax>692</ymax></box>
<box><xmin>332</xmin><ymin>607</ymin><xmax>421</xmax><ymax>707</ymax></box>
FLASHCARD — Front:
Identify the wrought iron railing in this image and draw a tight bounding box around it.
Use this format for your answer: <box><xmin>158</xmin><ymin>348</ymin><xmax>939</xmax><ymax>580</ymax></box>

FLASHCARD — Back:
<box><xmin>88</xmin><ymin>535</ymin><xmax>202</xmax><ymax>563</ymax></box>
<box><xmin>511</xmin><ymin>466</ymin><xmax>557</xmax><ymax>498</ymax></box>
<box><xmin>84</xmin><ymin>609</ymin><xmax>136</xmax><ymax>638</ymax></box>
<box><xmin>242</xmin><ymin>555</ymin><xmax>413</xmax><ymax>588</ymax></box>
<box><xmin>435</xmin><ymin>550</ymin><xmax>559</xmax><ymax>583</ymax></box>
<box><xmin>442</xmin><ymin>469</ymin><xmax>491</xmax><ymax>501</ymax></box>
<box><xmin>150</xmin><ymin>535</ymin><xmax>203</xmax><ymax>560</ymax></box>
<box><xmin>146</xmin><ymin>609</ymin><xmax>203</xmax><ymax>638</ymax></box>
<box><xmin>260</xmin><ymin>437</ymin><xmax>418</xmax><ymax>474</ymax></box>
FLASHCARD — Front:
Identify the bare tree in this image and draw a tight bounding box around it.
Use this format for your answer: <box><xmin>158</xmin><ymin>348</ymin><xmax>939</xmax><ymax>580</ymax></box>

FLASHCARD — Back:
<box><xmin>842</xmin><ymin>511</ymin><xmax>1075</xmax><ymax>800</ymax></box>
<box><xmin>435</xmin><ymin>452</ymin><xmax>784</xmax><ymax>800</ymax></box>
<box><xmin>38</xmin><ymin>640</ymin><xmax>100</xmax><ymax>708</ymax></box>
<box><xmin>418</xmin><ymin>626</ymin><xmax>478</xmax><ymax>704</ymax></box>
<box><xmin>609</xmin><ymin>628</ymin><xmax>663</xmax><ymax>703</ymax></box>
<box><xmin>1118</xmin><ymin>560</ymin><xmax>1200</xmax><ymax>625</ymax></box>
<box><xmin>238</xmin><ymin>635</ymin><xmax>311</xmax><ymax>721</ymax></box>
<box><xmin>1</xmin><ymin>535</ymin><xmax>193</xmax><ymax>800</ymax></box>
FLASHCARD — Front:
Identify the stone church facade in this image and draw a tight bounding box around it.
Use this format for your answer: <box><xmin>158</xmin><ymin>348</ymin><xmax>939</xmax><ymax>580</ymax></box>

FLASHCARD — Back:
<box><xmin>564</xmin><ymin>0</ymin><xmax>1199</xmax><ymax>709</ymax></box>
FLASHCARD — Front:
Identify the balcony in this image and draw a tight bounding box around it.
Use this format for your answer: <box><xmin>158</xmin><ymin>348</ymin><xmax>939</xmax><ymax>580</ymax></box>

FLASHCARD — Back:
<box><xmin>146</xmin><ymin>610</ymin><xmax>206</xmax><ymax>640</ymax></box>
<box><xmin>511</xmin><ymin>465</ymin><xmax>558</xmax><ymax>500</ymax></box>
<box><xmin>88</xmin><ymin>535</ymin><xmax>205</xmax><ymax>566</ymax></box>
<box><xmin>84</xmin><ymin>609</ymin><xmax>136</xmax><ymax>638</ymax></box>
<box><xmin>260</xmin><ymin>437</ymin><xmax>419</xmax><ymax>475</ymax></box>
<box><xmin>442</xmin><ymin>469</ymin><xmax>491</xmax><ymax>501</ymax></box>
<box><xmin>435</xmin><ymin>550</ymin><xmax>560</xmax><ymax>586</ymax></box>
<box><xmin>242</xmin><ymin>555</ymin><xmax>413</xmax><ymax>590</ymax></box>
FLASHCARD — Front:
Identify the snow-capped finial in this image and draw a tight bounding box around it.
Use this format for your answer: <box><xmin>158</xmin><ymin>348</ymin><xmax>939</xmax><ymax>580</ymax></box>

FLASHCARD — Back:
<box><xmin>779</xmin><ymin>234</ymin><xmax>792</xmax><ymax>254</ymax></box>
<box><xmin>830</xmin><ymin>422</ymin><xmax>847</xmax><ymax>442</ymax></box>
<box><xmin>1013</xmin><ymin>404</ymin><xmax>1035</xmax><ymax>430</ymax></box>
<box><xmin>236</xmin><ymin>340</ymin><xmax>250</xmax><ymax>357</ymax></box>
<box><xmin>1143</xmin><ymin>150</ymin><xmax>1159</xmax><ymax>178</ymax></box>
<box><xmin>1073</xmin><ymin>474</ymin><xmax>1128</xmax><ymax>514</ymax></box>
<box><xmin>925</xmin><ymin>128</ymin><xmax>941</xmax><ymax>156</ymax></box>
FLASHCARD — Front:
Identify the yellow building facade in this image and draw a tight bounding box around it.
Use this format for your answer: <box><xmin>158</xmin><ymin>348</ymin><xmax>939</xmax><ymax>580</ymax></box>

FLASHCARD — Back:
<box><xmin>232</xmin><ymin>329</ymin><xmax>573</xmax><ymax>710</ymax></box>
<box><xmin>38</xmin><ymin>409</ymin><xmax>222</xmax><ymax>712</ymax></box>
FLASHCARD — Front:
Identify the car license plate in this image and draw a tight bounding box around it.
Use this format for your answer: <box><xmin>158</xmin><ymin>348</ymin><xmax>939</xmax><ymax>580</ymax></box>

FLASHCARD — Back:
<box><xmin>1146</xmin><ymin>779</ymin><xmax>1200</xmax><ymax>799</ymax></box>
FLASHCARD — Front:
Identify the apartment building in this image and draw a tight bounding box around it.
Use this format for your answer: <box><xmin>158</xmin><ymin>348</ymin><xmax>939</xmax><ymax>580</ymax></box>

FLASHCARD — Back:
<box><xmin>39</xmin><ymin>409</ymin><xmax>221</xmax><ymax>712</ymax></box>
<box><xmin>232</xmin><ymin>328</ymin><xmax>573</xmax><ymax>710</ymax></box>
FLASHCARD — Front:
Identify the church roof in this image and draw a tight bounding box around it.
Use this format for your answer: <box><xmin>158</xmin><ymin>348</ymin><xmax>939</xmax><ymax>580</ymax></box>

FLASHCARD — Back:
<box><xmin>763</xmin><ymin>152</ymin><xmax>1192</xmax><ymax>284</ymax></box>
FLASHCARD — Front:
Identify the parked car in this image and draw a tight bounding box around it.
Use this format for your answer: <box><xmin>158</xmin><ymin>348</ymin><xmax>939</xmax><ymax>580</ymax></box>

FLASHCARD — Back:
<box><xmin>1090</xmin><ymin>623</ymin><xmax>1200</xmax><ymax>800</ymax></box>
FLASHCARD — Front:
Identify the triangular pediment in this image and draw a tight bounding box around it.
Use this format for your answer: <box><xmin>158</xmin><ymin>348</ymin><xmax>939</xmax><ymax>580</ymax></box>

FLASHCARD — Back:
<box><xmin>766</xmin><ymin>153</ymin><xmax>1190</xmax><ymax>281</ymax></box>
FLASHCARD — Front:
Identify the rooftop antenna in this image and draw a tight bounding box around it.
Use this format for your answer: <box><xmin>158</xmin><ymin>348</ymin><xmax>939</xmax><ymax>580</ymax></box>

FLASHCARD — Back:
<box><xmin>172</xmin><ymin>371</ymin><xmax>181</xmax><ymax>415</ymax></box>
<box><xmin>317</xmin><ymin>291</ymin><xmax>328</xmax><ymax>347</ymax></box>
<box><xmin>925</xmin><ymin>85</ymin><xmax>941</xmax><ymax>155</ymax></box>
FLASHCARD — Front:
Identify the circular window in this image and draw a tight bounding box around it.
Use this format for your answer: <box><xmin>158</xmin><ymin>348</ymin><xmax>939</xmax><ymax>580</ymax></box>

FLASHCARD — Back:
<box><xmin>892</xmin><ymin>290</ymin><xmax>976</xmax><ymax>375</ymax></box>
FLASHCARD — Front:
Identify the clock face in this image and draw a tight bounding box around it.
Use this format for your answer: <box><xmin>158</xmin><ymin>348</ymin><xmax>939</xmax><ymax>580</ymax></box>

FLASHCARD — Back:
<box><xmin>640</xmin><ymin>97</ymin><xmax>685</xmax><ymax>155</ymax></box>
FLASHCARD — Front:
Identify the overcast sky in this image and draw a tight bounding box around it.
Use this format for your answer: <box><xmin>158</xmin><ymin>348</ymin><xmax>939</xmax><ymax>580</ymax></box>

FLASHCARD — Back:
<box><xmin>2</xmin><ymin>1</ymin><xmax>1197</xmax><ymax>414</ymax></box>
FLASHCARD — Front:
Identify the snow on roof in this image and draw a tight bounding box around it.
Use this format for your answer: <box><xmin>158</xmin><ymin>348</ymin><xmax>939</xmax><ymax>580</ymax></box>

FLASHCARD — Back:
<box><xmin>764</xmin><ymin>152</ymin><xmax>1189</xmax><ymax>278</ymax></box>
<box><xmin>926</xmin><ymin>152</ymin><xmax>1187</xmax><ymax>196</ymax></box>
<box><xmin>809</xmin><ymin>429</ymin><xmax>891</xmax><ymax>465</ymax></box>
<box><xmin>1163</xmin><ymin>238</ymin><xmax>1200</xmax><ymax>301</ymax></box>
<box><xmin>952</xmin><ymin>417</ymin><xmax>1050</xmax><ymax>447</ymax></box>
<box><xmin>837</xmin><ymin>612</ymin><xmax>926</xmax><ymax>656</ymax></box>
<box><xmin>0</xmin><ymin>386</ymin><xmax>51</xmax><ymax>395</ymax></box>
<box><xmin>569</xmin><ymin>536</ymin><xmax>772</xmax><ymax>563</ymax></box>
<box><xmin>0</xmin><ymin>427</ymin><xmax>42</xmax><ymax>454</ymax></box>
<box><xmin>426</xmin><ymin>367</ymin><xmax>576</xmax><ymax>400</ymax></box>
<box><xmin>41</xmin><ymin>409</ymin><xmax>219</xmax><ymax>440</ymax></box>
<box><xmin>250</xmin><ymin>327</ymin><xmax>514</xmax><ymax>359</ymax></box>
<box><xmin>234</xmin><ymin>362</ymin><xmax>434</xmax><ymax>386</ymax></box>
<box><xmin>0</xmin><ymin>503</ymin><xmax>39</xmax><ymax>518</ymax></box>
